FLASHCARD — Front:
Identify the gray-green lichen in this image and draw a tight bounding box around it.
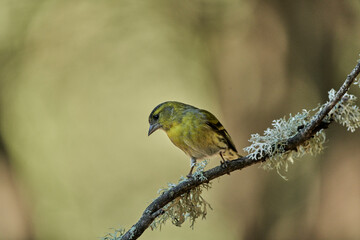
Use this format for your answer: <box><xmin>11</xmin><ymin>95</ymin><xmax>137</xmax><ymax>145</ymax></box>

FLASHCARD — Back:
<box><xmin>244</xmin><ymin>108</ymin><xmax>326</xmax><ymax>178</ymax></box>
<box><xmin>244</xmin><ymin>88</ymin><xmax>360</xmax><ymax>179</ymax></box>
<box><xmin>192</xmin><ymin>159</ymin><xmax>209</xmax><ymax>181</ymax></box>
<box><xmin>327</xmin><ymin>89</ymin><xmax>360</xmax><ymax>132</ymax></box>
<box><xmin>354</xmin><ymin>77</ymin><xmax>359</xmax><ymax>87</ymax></box>
<box><xmin>101</xmin><ymin>227</ymin><xmax>125</xmax><ymax>240</ymax></box>
<box><xmin>151</xmin><ymin>160</ymin><xmax>212</xmax><ymax>230</ymax></box>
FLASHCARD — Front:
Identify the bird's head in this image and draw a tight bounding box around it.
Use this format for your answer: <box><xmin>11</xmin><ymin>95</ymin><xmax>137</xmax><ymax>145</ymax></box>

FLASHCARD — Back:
<box><xmin>148</xmin><ymin>101</ymin><xmax>176</xmax><ymax>136</ymax></box>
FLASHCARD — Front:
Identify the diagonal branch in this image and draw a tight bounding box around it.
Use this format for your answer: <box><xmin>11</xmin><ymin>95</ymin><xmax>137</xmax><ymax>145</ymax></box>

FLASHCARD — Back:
<box><xmin>120</xmin><ymin>59</ymin><xmax>360</xmax><ymax>240</ymax></box>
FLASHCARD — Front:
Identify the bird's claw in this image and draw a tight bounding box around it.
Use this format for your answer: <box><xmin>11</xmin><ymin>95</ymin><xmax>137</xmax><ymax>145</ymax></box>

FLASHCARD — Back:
<box><xmin>220</xmin><ymin>159</ymin><xmax>230</xmax><ymax>167</ymax></box>
<box><xmin>220</xmin><ymin>160</ymin><xmax>231</xmax><ymax>175</ymax></box>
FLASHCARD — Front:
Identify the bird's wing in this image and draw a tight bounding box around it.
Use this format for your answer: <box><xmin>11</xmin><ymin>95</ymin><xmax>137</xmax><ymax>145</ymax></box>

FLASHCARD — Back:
<box><xmin>199</xmin><ymin>109</ymin><xmax>238</xmax><ymax>152</ymax></box>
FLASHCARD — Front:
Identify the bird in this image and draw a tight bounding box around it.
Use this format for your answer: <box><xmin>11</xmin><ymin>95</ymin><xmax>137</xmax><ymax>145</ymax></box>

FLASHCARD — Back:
<box><xmin>148</xmin><ymin>101</ymin><xmax>242</xmax><ymax>177</ymax></box>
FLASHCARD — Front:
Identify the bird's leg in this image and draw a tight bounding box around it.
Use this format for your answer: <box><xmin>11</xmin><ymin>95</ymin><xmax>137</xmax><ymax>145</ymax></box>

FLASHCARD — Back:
<box><xmin>220</xmin><ymin>152</ymin><xmax>228</xmax><ymax>166</ymax></box>
<box><xmin>187</xmin><ymin>157</ymin><xmax>196</xmax><ymax>178</ymax></box>
<box><xmin>220</xmin><ymin>152</ymin><xmax>231</xmax><ymax>175</ymax></box>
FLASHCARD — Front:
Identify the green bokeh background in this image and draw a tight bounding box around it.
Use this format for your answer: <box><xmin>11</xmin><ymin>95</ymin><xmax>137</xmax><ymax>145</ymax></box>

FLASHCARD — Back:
<box><xmin>0</xmin><ymin>1</ymin><xmax>359</xmax><ymax>240</ymax></box>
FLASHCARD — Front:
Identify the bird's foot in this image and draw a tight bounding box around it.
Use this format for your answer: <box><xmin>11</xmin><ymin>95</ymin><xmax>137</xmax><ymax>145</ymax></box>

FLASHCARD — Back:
<box><xmin>220</xmin><ymin>159</ymin><xmax>230</xmax><ymax>167</ymax></box>
<box><xmin>220</xmin><ymin>160</ymin><xmax>231</xmax><ymax>175</ymax></box>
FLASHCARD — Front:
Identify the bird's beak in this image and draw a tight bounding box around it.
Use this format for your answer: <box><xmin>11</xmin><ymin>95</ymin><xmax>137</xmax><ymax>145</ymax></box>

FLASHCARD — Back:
<box><xmin>148</xmin><ymin>123</ymin><xmax>161</xmax><ymax>136</ymax></box>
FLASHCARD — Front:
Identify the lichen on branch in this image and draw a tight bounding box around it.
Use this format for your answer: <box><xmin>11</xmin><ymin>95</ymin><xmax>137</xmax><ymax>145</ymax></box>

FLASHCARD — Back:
<box><xmin>150</xmin><ymin>160</ymin><xmax>212</xmax><ymax>230</ymax></box>
<box><xmin>244</xmin><ymin>87</ymin><xmax>360</xmax><ymax>177</ymax></box>
<box><xmin>243</xmin><ymin>108</ymin><xmax>326</xmax><ymax>177</ymax></box>
<box><xmin>327</xmin><ymin>89</ymin><xmax>360</xmax><ymax>132</ymax></box>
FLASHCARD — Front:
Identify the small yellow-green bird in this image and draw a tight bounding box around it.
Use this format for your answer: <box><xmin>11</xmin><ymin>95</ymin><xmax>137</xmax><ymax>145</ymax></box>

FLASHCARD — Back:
<box><xmin>148</xmin><ymin>101</ymin><xmax>241</xmax><ymax>177</ymax></box>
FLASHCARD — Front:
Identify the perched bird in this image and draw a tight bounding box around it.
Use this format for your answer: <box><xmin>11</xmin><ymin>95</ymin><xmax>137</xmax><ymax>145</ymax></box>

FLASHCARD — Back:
<box><xmin>148</xmin><ymin>101</ymin><xmax>242</xmax><ymax>177</ymax></box>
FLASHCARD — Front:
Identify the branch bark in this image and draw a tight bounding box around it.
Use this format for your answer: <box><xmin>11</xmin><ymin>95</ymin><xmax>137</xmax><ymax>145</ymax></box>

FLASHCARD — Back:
<box><xmin>120</xmin><ymin>59</ymin><xmax>360</xmax><ymax>240</ymax></box>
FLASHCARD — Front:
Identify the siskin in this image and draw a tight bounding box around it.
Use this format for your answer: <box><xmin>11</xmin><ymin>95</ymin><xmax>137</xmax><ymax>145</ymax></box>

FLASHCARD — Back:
<box><xmin>148</xmin><ymin>101</ymin><xmax>242</xmax><ymax>177</ymax></box>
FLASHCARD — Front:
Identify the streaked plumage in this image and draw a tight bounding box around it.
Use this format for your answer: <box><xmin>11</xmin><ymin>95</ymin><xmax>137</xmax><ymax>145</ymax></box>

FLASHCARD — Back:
<box><xmin>148</xmin><ymin>101</ymin><xmax>241</xmax><ymax>176</ymax></box>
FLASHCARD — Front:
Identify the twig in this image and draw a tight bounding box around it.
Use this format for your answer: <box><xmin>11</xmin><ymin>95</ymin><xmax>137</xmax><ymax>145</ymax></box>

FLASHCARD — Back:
<box><xmin>120</xmin><ymin>59</ymin><xmax>360</xmax><ymax>240</ymax></box>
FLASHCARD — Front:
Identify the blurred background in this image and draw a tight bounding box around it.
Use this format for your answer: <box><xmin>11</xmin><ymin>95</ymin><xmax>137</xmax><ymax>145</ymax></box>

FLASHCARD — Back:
<box><xmin>0</xmin><ymin>0</ymin><xmax>359</xmax><ymax>239</ymax></box>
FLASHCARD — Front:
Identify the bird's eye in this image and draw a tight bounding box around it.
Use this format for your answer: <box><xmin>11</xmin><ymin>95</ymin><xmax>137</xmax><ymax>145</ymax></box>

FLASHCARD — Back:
<box><xmin>153</xmin><ymin>114</ymin><xmax>159</xmax><ymax>120</ymax></box>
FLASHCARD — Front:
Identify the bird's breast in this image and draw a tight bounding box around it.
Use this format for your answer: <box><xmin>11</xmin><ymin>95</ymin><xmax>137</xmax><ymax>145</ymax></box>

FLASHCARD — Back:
<box><xmin>165</xmin><ymin>120</ymin><xmax>223</xmax><ymax>159</ymax></box>
<box><xmin>166</xmin><ymin>123</ymin><xmax>191</xmax><ymax>152</ymax></box>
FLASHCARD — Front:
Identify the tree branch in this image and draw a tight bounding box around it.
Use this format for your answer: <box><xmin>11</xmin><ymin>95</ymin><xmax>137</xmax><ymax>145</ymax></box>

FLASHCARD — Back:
<box><xmin>120</xmin><ymin>59</ymin><xmax>360</xmax><ymax>240</ymax></box>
